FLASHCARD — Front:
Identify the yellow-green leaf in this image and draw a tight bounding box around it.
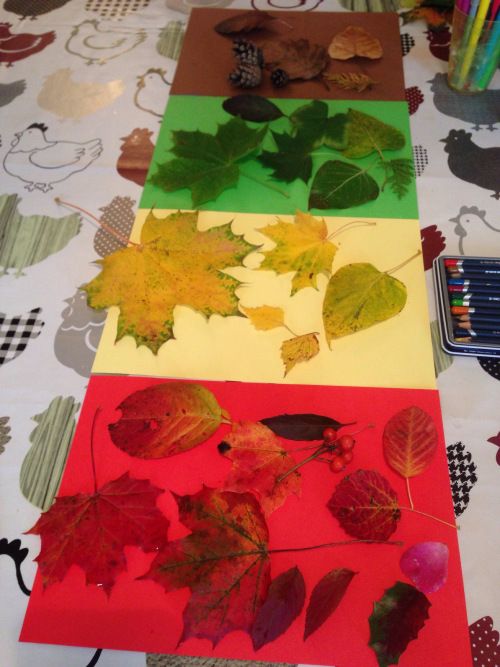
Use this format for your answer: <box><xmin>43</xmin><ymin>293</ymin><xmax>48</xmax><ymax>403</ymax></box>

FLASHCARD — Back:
<box><xmin>259</xmin><ymin>211</ymin><xmax>337</xmax><ymax>295</ymax></box>
<box><xmin>241</xmin><ymin>305</ymin><xmax>285</xmax><ymax>331</ymax></box>
<box><xmin>343</xmin><ymin>108</ymin><xmax>405</xmax><ymax>159</ymax></box>
<box><xmin>323</xmin><ymin>263</ymin><xmax>407</xmax><ymax>346</ymax></box>
<box><xmin>281</xmin><ymin>332</ymin><xmax>320</xmax><ymax>375</ymax></box>
<box><xmin>83</xmin><ymin>210</ymin><xmax>257</xmax><ymax>353</ymax></box>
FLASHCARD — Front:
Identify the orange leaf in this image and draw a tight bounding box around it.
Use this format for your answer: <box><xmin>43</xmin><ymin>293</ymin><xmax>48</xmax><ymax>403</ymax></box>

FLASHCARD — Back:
<box><xmin>328</xmin><ymin>26</ymin><xmax>383</xmax><ymax>61</ymax></box>
<box><xmin>383</xmin><ymin>406</ymin><xmax>438</xmax><ymax>478</ymax></box>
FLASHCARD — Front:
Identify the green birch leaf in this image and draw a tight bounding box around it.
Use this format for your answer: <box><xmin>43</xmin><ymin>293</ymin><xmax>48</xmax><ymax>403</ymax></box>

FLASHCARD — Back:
<box><xmin>258</xmin><ymin>131</ymin><xmax>313</xmax><ymax>183</ymax></box>
<box><xmin>309</xmin><ymin>160</ymin><xmax>379</xmax><ymax>210</ymax></box>
<box><xmin>369</xmin><ymin>581</ymin><xmax>431</xmax><ymax>667</ymax></box>
<box><xmin>343</xmin><ymin>108</ymin><xmax>406</xmax><ymax>159</ymax></box>
<box><xmin>150</xmin><ymin>118</ymin><xmax>267</xmax><ymax>207</ymax></box>
<box><xmin>323</xmin><ymin>262</ymin><xmax>407</xmax><ymax>345</ymax></box>
<box><xmin>223</xmin><ymin>95</ymin><xmax>284</xmax><ymax>122</ymax></box>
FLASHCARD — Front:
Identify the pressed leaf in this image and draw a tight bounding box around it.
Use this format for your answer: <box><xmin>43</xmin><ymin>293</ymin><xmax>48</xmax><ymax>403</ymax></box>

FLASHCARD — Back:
<box><xmin>382</xmin><ymin>158</ymin><xmax>414</xmax><ymax>199</ymax></box>
<box><xmin>304</xmin><ymin>567</ymin><xmax>357</xmax><ymax>639</ymax></box>
<box><xmin>150</xmin><ymin>118</ymin><xmax>267</xmax><ymax>207</ymax></box>
<box><xmin>140</xmin><ymin>487</ymin><xmax>270</xmax><ymax>647</ymax></box>
<box><xmin>241</xmin><ymin>305</ymin><xmax>285</xmax><ymax>331</ymax></box>
<box><xmin>344</xmin><ymin>108</ymin><xmax>405</xmax><ymax>159</ymax></box>
<box><xmin>383</xmin><ymin>406</ymin><xmax>438</xmax><ymax>478</ymax></box>
<box><xmin>251</xmin><ymin>566</ymin><xmax>306</xmax><ymax>650</ymax></box>
<box><xmin>324</xmin><ymin>72</ymin><xmax>377</xmax><ymax>92</ymax></box>
<box><xmin>400</xmin><ymin>541</ymin><xmax>449</xmax><ymax>594</ymax></box>
<box><xmin>262</xmin><ymin>38</ymin><xmax>329</xmax><ymax>80</ymax></box>
<box><xmin>218</xmin><ymin>421</ymin><xmax>301</xmax><ymax>514</ymax></box>
<box><xmin>258</xmin><ymin>131</ymin><xmax>313</xmax><ymax>184</ymax></box>
<box><xmin>258</xmin><ymin>211</ymin><xmax>337</xmax><ymax>294</ymax></box>
<box><xmin>108</xmin><ymin>382</ymin><xmax>223</xmax><ymax>459</ymax></box>
<box><xmin>84</xmin><ymin>210</ymin><xmax>257</xmax><ymax>353</ymax></box>
<box><xmin>290</xmin><ymin>101</ymin><xmax>348</xmax><ymax>150</ymax></box>
<box><xmin>214</xmin><ymin>10</ymin><xmax>277</xmax><ymax>35</ymax></box>
<box><xmin>328</xmin><ymin>26</ymin><xmax>383</xmax><ymax>60</ymax></box>
<box><xmin>223</xmin><ymin>95</ymin><xmax>284</xmax><ymax>123</ymax></box>
<box><xmin>323</xmin><ymin>262</ymin><xmax>407</xmax><ymax>345</ymax></box>
<box><xmin>260</xmin><ymin>413</ymin><xmax>352</xmax><ymax>440</ymax></box>
<box><xmin>26</xmin><ymin>473</ymin><xmax>169</xmax><ymax>595</ymax></box>
<box><xmin>309</xmin><ymin>160</ymin><xmax>379</xmax><ymax>210</ymax></box>
<box><xmin>369</xmin><ymin>581</ymin><xmax>431</xmax><ymax>667</ymax></box>
<box><xmin>327</xmin><ymin>469</ymin><xmax>401</xmax><ymax>540</ymax></box>
<box><xmin>281</xmin><ymin>332</ymin><xmax>320</xmax><ymax>375</ymax></box>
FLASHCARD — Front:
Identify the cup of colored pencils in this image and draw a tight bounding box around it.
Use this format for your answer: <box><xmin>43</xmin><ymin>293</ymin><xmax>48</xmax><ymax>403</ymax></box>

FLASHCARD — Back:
<box><xmin>448</xmin><ymin>0</ymin><xmax>500</xmax><ymax>92</ymax></box>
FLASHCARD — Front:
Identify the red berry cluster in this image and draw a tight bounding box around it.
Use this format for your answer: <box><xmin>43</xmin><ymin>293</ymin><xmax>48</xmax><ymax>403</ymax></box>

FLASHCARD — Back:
<box><xmin>322</xmin><ymin>428</ymin><xmax>356</xmax><ymax>473</ymax></box>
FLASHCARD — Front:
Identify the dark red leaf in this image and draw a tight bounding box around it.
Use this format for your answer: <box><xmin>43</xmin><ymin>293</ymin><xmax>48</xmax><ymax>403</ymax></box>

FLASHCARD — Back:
<box><xmin>140</xmin><ymin>487</ymin><xmax>270</xmax><ymax>647</ymax></box>
<box><xmin>260</xmin><ymin>413</ymin><xmax>353</xmax><ymax>441</ymax></box>
<box><xmin>251</xmin><ymin>566</ymin><xmax>306</xmax><ymax>650</ymax></box>
<box><xmin>26</xmin><ymin>473</ymin><xmax>169</xmax><ymax>595</ymax></box>
<box><xmin>327</xmin><ymin>469</ymin><xmax>401</xmax><ymax>541</ymax></box>
<box><xmin>214</xmin><ymin>10</ymin><xmax>276</xmax><ymax>35</ymax></box>
<box><xmin>304</xmin><ymin>567</ymin><xmax>356</xmax><ymax>640</ymax></box>
<box><xmin>369</xmin><ymin>581</ymin><xmax>431</xmax><ymax>667</ymax></box>
<box><xmin>383</xmin><ymin>406</ymin><xmax>438</xmax><ymax>478</ymax></box>
<box><xmin>421</xmin><ymin>225</ymin><xmax>446</xmax><ymax>271</ymax></box>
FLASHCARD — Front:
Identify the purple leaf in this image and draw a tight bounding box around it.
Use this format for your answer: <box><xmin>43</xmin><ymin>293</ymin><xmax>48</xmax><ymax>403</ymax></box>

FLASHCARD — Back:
<box><xmin>304</xmin><ymin>567</ymin><xmax>356</xmax><ymax>640</ymax></box>
<box><xmin>251</xmin><ymin>566</ymin><xmax>306</xmax><ymax>650</ymax></box>
<box><xmin>400</xmin><ymin>541</ymin><xmax>449</xmax><ymax>594</ymax></box>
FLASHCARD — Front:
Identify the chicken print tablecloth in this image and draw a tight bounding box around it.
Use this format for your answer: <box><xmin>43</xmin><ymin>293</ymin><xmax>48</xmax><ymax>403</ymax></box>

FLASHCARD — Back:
<box><xmin>1</xmin><ymin>1</ymin><xmax>499</xmax><ymax>667</ymax></box>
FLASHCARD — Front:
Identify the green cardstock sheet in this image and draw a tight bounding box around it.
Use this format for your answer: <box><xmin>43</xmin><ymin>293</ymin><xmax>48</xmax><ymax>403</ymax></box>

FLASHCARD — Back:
<box><xmin>140</xmin><ymin>95</ymin><xmax>419</xmax><ymax>219</ymax></box>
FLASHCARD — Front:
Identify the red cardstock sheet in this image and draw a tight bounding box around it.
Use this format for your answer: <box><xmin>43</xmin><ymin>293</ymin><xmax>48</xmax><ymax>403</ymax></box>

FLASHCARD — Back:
<box><xmin>21</xmin><ymin>375</ymin><xmax>472</xmax><ymax>667</ymax></box>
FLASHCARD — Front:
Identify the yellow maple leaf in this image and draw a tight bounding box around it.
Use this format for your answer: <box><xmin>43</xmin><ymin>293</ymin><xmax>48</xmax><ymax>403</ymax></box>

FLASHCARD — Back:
<box><xmin>281</xmin><ymin>332</ymin><xmax>320</xmax><ymax>376</ymax></box>
<box><xmin>83</xmin><ymin>210</ymin><xmax>257</xmax><ymax>353</ymax></box>
<box><xmin>241</xmin><ymin>305</ymin><xmax>285</xmax><ymax>331</ymax></box>
<box><xmin>259</xmin><ymin>211</ymin><xmax>337</xmax><ymax>295</ymax></box>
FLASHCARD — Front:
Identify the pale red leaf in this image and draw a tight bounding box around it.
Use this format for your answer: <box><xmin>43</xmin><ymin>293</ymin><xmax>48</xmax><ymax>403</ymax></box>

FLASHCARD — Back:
<box><xmin>218</xmin><ymin>421</ymin><xmax>301</xmax><ymax>515</ymax></box>
<box><xmin>383</xmin><ymin>406</ymin><xmax>438</xmax><ymax>478</ymax></box>
<box><xmin>251</xmin><ymin>566</ymin><xmax>306</xmax><ymax>650</ymax></box>
<box><xmin>400</xmin><ymin>541</ymin><xmax>449</xmax><ymax>594</ymax></box>
<box><xmin>327</xmin><ymin>469</ymin><xmax>401</xmax><ymax>540</ymax></box>
<box><xmin>140</xmin><ymin>487</ymin><xmax>270</xmax><ymax>647</ymax></box>
<box><xmin>26</xmin><ymin>473</ymin><xmax>169</xmax><ymax>595</ymax></box>
<box><xmin>304</xmin><ymin>567</ymin><xmax>357</xmax><ymax>640</ymax></box>
<box><xmin>108</xmin><ymin>382</ymin><xmax>223</xmax><ymax>459</ymax></box>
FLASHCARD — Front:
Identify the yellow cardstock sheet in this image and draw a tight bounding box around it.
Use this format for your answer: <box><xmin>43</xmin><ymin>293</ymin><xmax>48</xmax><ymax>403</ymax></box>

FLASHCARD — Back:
<box><xmin>91</xmin><ymin>210</ymin><xmax>436</xmax><ymax>390</ymax></box>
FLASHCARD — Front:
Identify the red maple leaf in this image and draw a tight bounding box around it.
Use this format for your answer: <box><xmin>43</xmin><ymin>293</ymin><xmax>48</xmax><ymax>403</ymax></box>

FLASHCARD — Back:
<box><xmin>141</xmin><ymin>486</ymin><xmax>271</xmax><ymax>646</ymax></box>
<box><xmin>327</xmin><ymin>469</ymin><xmax>401</xmax><ymax>540</ymax></box>
<box><xmin>27</xmin><ymin>473</ymin><xmax>169</xmax><ymax>595</ymax></box>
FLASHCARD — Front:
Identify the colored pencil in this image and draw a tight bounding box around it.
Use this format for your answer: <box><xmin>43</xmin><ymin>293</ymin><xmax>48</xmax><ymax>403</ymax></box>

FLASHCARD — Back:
<box><xmin>447</xmin><ymin>269</ymin><xmax>500</xmax><ymax>278</ymax></box>
<box><xmin>456</xmin><ymin>314</ymin><xmax>500</xmax><ymax>324</ymax></box>
<box><xmin>455</xmin><ymin>322</ymin><xmax>500</xmax><ymax>334</ymax></box>
<box><xmin>444</xmin><ymin>258</ymin><xmax>500</xmax><ymax>269</ymax></box>
<box><xmin>448</xmin><ymin>284</ymin><xmax>500</xmax><ymax>293</ymax></box>
<box><xmin>457</xmin><ymin>0</ymin><xmax>491</xmax><ymax>86</ymax></box>
<box><xmin>454</xmin><ymin>331</ymin><xmax>500</xmax><ymax>342</ymax></box>
<box><xmin>448</xmin><ymin>278</ymin><xmax>500</xmax><ymax>287</ymax></box>
<box><xmin>451</xmin><ymin>295</ymin><xmax>500</xmax><ymax>305</ymax></box>
<box><xmin>451</xmin><ymin>305</ymin><xmax>500</xmax><ymax>314</ymax></box>
<box><xmin>474</xmin><ymin>18</ymin><xmax>500</xmax><ymax>90</ymax></box>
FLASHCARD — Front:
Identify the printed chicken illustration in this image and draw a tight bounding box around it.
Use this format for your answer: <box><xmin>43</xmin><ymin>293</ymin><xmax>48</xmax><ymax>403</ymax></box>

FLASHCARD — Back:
<box><xmin>116</xmin><ymin>128</ymin><xmax>155</xmax><ymax>186</ymax></box>
<box><xmin>441</xmin><ymin>129</ymin><xmax>500</xmax><ymax>199</ymax></box>
<box><xmin>0</xmin><ymin>307</ymin><xmax>44</xmax><ymax>366</ymax></box>
<box><xmin>3</xmin><ymin>123</ymin><xmax>103</xmax><ymax>192</ymax></box>
<box><xmin>4</xmin><ymin>0</ymin><xmax>72</xmax><ymax>20</ymax></box>
<box><xmin>0</xmin><ymin>22</ymin><xmax>55</xmax><ymax>66</ymax></box>
<box><xmin>425</xmin><ymin>27</ymin><xmax>451</xmax><ymax>62</ymax></box>
<box><xmin>429</xmin><ymin>73</ymin><xmax>500</xmax><ymax>130</ymax></box>
<box><xmin>37</xmin><ymin>68</ymin><xmax>124</xmax><ymax>120</ymax></box>
<box><xmin>449</xmin><ymin>205</ymin><xmax>500</xmax><ymax>254</ymax></box>
<box><xmin>65</xmin><ymin>19</ymin><xmax>146</xmax><ymax>66</ymax></box>
<box><xmin>0</xmin><ymin>79</ymin><xmax>25</xmax><ymax>106</ymax></box>
<box><xmin>94</xmin><ymin>196</ymin><xmax>136</xmax><ymax>257</ymax></box>
<box><xmin>134</xmin><ymin>68</ymin><xmax>171</xmax><ymax>119</ymax></box>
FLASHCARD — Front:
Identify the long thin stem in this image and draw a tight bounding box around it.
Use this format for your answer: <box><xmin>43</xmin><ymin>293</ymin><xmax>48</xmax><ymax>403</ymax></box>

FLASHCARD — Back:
<box><xmin>55</xmin><ymin>197</ymin><xmax>141</xmax><ymax>248</ymax></box>
<box><xmin>406</xmin><ymin>477</ymin><xmax>414</xmax><ymax>510</ymax></box>
<box><xmin>240</xmin><ymin>169</ymin><xmax>290</xmax><ymax>199</ymax></box>
<box><xmin>400</xmin><ymin>506</ymin><xmax>458</xmax><ymax>530</ymax></box>
<box><xmin>90</xmin><ymin>408</ymin><xmax>101</xmax><ymax>494</ymax></box>
<box><xmin>385</xmin><ymin>249</ymin><xmax>422</xmax><ymax>275</ymax></box>
<box><xmin>277</xmin><ymin>445</ymin><xmax>328</xmax><ymax>482</ymax></box>
<box><xmin>269</xmin><ymin>538</ymin><xmax>403</xmax><ymax>554</ymax></box>
<box><xmin>327</xmin><ymin>220</ymin><xmax>377</xmax><ymax>241</ymax></box>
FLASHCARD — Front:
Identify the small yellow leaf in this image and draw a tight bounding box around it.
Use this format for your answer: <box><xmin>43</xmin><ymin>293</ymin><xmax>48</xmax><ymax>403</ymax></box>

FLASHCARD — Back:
<box><xmin>281</xmin><ymin>333</ymin><xmax>320</xmax><ymax>376</ymax></box>
<box><xmin>242</xmin><ymin>305</ymin><xmax>285</xmax><ymax>331</ymax></box>
<box><xmin>259</xmin><ymin>211</ymin><xmax>337</xmax><ymax>295</ymax></box>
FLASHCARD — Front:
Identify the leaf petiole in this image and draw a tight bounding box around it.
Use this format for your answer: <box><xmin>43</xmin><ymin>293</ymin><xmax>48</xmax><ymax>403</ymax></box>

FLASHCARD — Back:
<box><xmin>385</xmin><ymin>249</ymin><xmax>422</xmax><ymax>275</ymax></box>
<box><xmin>327</xmin><ymin>220</ymin><xmax>377</xmax><ymax>241</ymax></box>
<box><xmin>400</xmin><ymin>506</ymin><xmax>458</xmax><ymax>530</ymax></box>
<box><xmin>240</xmin><ymin>169</ymin><xmax>290</xmax><ymax>198</ymax></box>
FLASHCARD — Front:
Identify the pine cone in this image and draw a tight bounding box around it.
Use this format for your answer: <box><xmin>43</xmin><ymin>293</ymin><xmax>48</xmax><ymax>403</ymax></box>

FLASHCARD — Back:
<box><xmin>232</xmin><ymin>39</ymin><xmax>264</xmax><ymax>68</ymax></box>
<box><xmin>228</xmin><ymin>63</ymin><xmax>262</xmax><ymax>89</ymax></box>
<box><xmin>271</xmin><ymin>68</ymin><xmax>289</xmax><ymax>88</ymax></box>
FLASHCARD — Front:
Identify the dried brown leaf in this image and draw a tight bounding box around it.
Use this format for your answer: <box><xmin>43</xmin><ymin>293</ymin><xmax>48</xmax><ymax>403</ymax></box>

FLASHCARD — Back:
<box><xmin>323</xmin><ymin>72</ymin><xmax>377</xmax><ymax>92</ymax></box>
<box><xmin>214</xmin><ymin>10</ymin><xmax>276</xmax><ymax>36</ymax></box>
<box><xmin>328</xmin><ymin>26</ymin><xmax>383</xmax><ymax>61</ymax></box>
<box><xmin>262</xmin><ymin>39</ymin><xmax>328</xmax><ymax>80</ymax></box>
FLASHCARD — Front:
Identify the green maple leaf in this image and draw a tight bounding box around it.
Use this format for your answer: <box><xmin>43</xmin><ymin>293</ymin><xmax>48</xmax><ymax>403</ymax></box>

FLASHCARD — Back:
<box><xmin>83</xmin><ymin>210</ymin><xmax>258</xmax><ymax>353</ymax></box>
<box><xmin>258</xmin><ymin>131</ymin><xmax>313</xmax><ymax>183</ymax></box>
<box><xmin>150</xmin><ymin>118</ymin><xmax>267</xmax><ymax>207</ymax></box>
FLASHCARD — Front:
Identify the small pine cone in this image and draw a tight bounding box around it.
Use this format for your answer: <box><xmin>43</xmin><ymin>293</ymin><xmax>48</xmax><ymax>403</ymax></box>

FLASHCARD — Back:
<box><xmin>271</xmin><ymin>68</ymin><xmax>289</xmax><ymax>88</ymax></box>
<box><xmin>228</xmin><ymin>63</ymin><xmax>262</xmax><ymax>89</ymax></box>
<box><xmin>232</xmin><ymin>39</ymin><xmax>264</xmax><ymax>68</ymax></box>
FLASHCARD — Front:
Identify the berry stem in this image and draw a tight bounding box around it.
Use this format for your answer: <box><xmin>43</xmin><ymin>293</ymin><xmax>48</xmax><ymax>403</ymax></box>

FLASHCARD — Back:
<box><xmin>277</xmin><ymin>444</ymin><xmax>328</xmax><ymax>483</ymax></box>
<box><xmin>400</xmin><ymin>506</ymin><xmax>458</xmax><ymax>530</ymax></box>
<box><xmin>240</xmin><ymin>169</ymin><xmax>290</xmax><ymax>198</ymax></box>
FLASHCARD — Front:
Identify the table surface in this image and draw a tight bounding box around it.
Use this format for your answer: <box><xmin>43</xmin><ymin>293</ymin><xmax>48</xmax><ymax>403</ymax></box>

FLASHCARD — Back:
<box><xmin>1</xmin><ymin>1</ymin><xmax>499</xmax><ymax>666</ymax></box>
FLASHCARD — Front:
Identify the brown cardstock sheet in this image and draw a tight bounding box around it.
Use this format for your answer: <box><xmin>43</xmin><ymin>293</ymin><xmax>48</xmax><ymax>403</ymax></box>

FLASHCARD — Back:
<box><xmin>171</xmin><ymin>8</ymin><xmax>406</xmax><ymax>101</ymax></box>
